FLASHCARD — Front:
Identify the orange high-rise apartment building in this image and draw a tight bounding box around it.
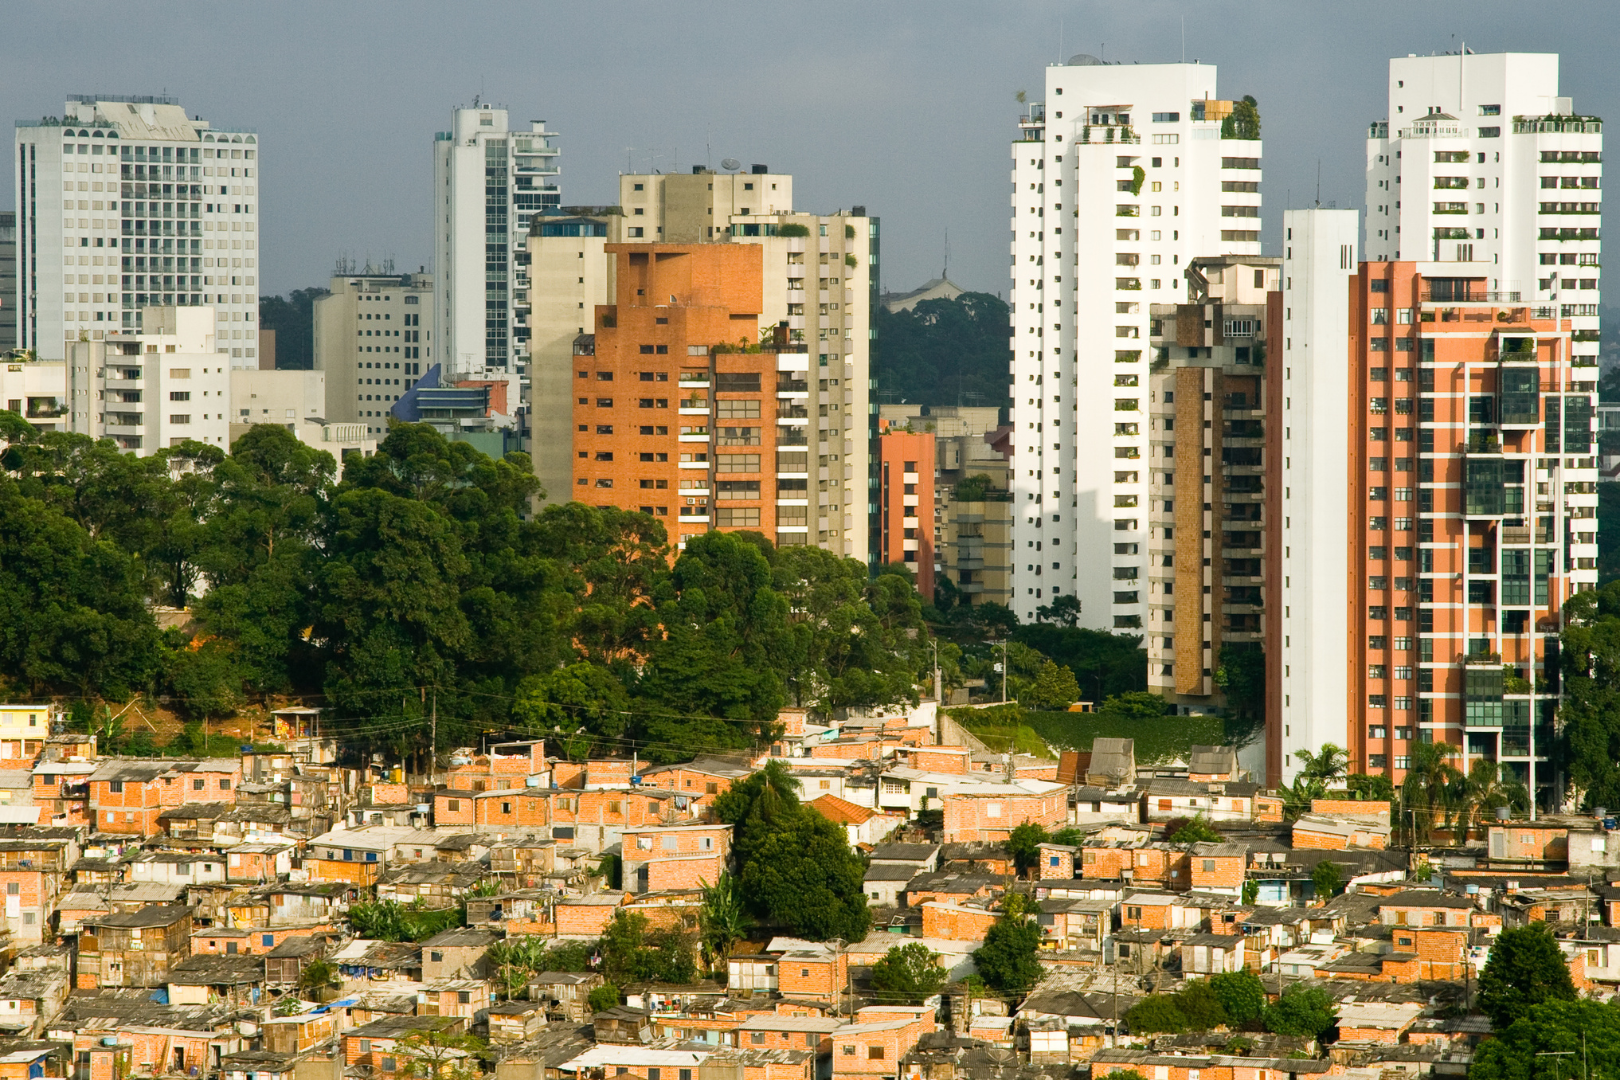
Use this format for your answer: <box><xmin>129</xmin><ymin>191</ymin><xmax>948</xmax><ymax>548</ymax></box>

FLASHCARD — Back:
<box><xmin>571</xmin><ymin>243</ymin><xmax>812</xmax><ymax>548</ymax></box>
<box><xmin>877</xmin><ymin>428</ymin><xmax>936</xmax><ymax>596</ymax></box>
<box><xmin>1277</xmin><ymin>210</ymin><xmax>1597</xmax><ymax>803</ymax></box>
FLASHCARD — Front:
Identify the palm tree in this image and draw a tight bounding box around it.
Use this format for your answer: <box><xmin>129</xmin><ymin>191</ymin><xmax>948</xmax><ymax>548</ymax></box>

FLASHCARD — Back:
<box><xmin>698</xmin><ymin>873</ymin><xmax>750</xmax><ymax>973</ymax></box>
<box><xmin>1400</xmin><ymin>740</ymin><xmax>1464</xmax><ymax>846</ymax></box>
<box><xmin>1450</xmin><ymin>759</ymin><xmax>1530</xmax><ymax>845</ymax></box>
<box><xmin>1295</xmin><ymin>744</ymin><xmax>1350</xmax><ymax>785</ymax></box>
<box><xmin>485</xmin><ymin>935</ymin><xmax>554</xmax><ymax>1001</ymax></box>
<box><xmin>1281</xmin><ymin>774</ymin><xmax>1326</xmax><ymax>820</ymax></box>
<box><xmin>297</xmin><ymin>958</ymin><xmax>340</xmax><ymax>1002</ymax></box>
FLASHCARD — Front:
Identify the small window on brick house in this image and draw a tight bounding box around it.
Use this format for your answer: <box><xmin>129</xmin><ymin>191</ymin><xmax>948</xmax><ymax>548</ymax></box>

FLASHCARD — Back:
<box><xmin>381</xmin><ymin>1059</ymin><xmax>395</xmax><ymax>1074</ymax></box>
<box><xmin>841</xmin><ymin>1047</ymin><xmax>855</xmax><ymax>1057</ymax></box>
<box><xmin>868</xmin><ymin>1047</ymin><xmax>885</xmax><ymax>1061</ymax></box>
<box><xmin>430</xmin><ymin>951</ymin><xmax>443</xmax><ymax>962</ymax></box>
<box><xmin>1202</xmin><ymin>860</ymin><xmax>1215</xmax><ymax>873</ymax></box>
<box><xmin>458</xmin><ymin>991</ymin><xmax>471</xmax><ymax>1004</ymax></box>
<box><xmin>751</xmin><ymin>1033</ymin><xmax>765</xmax><ymax>1045</ymax></box>
<box><xmin>801</xmin><ymin>968</ymin><xmax>810</xmax><ymax>977</ymax></box>
<box><xmin>648</xmin><ymin>1070</ymin><xmax>661</xmax><ymax>1080</ymax></box>
<box><xmin>706</xmin><ymin>782</ymin><xmax>718</xmax><ymax>794</ymax></box>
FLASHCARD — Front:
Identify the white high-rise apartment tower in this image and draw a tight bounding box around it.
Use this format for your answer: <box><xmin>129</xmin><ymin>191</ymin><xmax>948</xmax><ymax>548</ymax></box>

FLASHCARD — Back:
<box><xmin>1009</xmin><ymin>58</ymin><xmax>1262</xmax><ymax>630</ymax></box>
<box><xmin>14</xmin><ymin>96</ymin><xmax>263</xmax><ymax>367</ymax></box>
<box><xmin>433</xmin><ymin>104</ymin><xmax>559</xmax><ymax>378</ymax></box>
<box><xmin>1366</xmin><ymin>53</ymin><xmax>1600</xmax><ymax>321</ymax></box>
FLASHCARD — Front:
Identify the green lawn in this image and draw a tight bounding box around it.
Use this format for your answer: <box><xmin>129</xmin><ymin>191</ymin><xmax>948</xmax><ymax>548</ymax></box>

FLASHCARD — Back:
<box><xmin>954</xmin><ymin>718</ymin><xmax>1056</xmax><ymax>759</ymax></box>
<box><xmin>1023</xmin><ymin>710</ymin><xmax>1259</xmax><ymax>765</ymax></box>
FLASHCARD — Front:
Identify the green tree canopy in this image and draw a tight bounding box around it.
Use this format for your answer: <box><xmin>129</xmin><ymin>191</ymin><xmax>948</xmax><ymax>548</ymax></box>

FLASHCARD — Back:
<box><xmin>1006</xmin><ymin>821</ymin><xmax>1050</xmax><ymax>877</ymax></box>
<box><xmin>972</xmin><ymin>910</ymin><xmax>1042</xmax><ymax>994</ymax></box>
<box><xmin>1469</xmin><ymin>999</ymin><xmax>1620</xmax><ymax>1080</ymax></box>
<box><xmin>600</xmin><ymin>911</ymin><xmax>698</xmax><ymax>986</ymax></box>
<box><xmin>1124</xmin><ymin>995</ymin><xmax>1188</xmax><ymax>1035</ymax></box>
<box><xmin>873</xmin><ymin>292</ymin><xmax>1013</xmax><ymax>408</ymax></box>
<box><xmin>870</xmin><ymin>943</ymin><xmax>948</xmax><ymax>1004</ymax></box>
<box><xmin>1025</xmin><ymin>660</ymin><xmax>1081</xmax><ymax>710</ymax></box>
<box><xmin>1209</xmin><ymin>969</ymin><xmax>1267</xmax><ymax>1028</ymax></box>
<box><xmin>1478</xmin><ymin>924</ymin><xmax>1578</xmax><ymax>1030</ymax></box>
<box><xmin>715</xmin><ymin>761</ymin><xmax>870</xmax><ymax>941</ymax></box>
<box><xmin>1262</xmin><ymin>984</ymin><xmax>1336</xmax><ymax>1038</ymax></box>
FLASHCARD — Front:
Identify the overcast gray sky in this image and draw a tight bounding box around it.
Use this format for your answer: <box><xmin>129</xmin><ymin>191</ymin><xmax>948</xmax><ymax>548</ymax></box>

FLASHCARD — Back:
<box><xmin>4</xmin><ymin>1</ymin><xmax>1613</xmax><ymax>299</ymax></box>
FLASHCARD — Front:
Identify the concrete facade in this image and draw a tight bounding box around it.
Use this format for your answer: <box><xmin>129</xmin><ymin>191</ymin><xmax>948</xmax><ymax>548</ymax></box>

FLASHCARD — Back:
<box><xmin>14</xmin><ymin>97</ymin><xmax>262</xmax><ymax>366</ymax></box>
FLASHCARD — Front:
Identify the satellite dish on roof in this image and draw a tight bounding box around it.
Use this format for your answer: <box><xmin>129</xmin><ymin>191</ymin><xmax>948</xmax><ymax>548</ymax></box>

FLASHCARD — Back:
<box><xmin>1068</xmin><ymin>53</ymin><xmax>1105</xmax><ymax>66</ymax></box>
<box><xmin>721</xmin><ymin>158</ymin><xmax>741</xmax><ymax>171</ymax></box>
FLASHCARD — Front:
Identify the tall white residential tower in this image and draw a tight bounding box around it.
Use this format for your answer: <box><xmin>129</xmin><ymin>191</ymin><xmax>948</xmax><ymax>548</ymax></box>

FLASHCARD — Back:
<box><xmin>1008</xmin><ymin>58</ymin><xmax>1262</xmax><ymax>631</ymax></box>
<box><xmin>14</xmin><ymin>96</ymin><xmax>263</xmax><ymax>366</ymax></box>
<box><xmin>433</xmin><ymin>104</ymin><xmax>559</xmax><ymax>378</ymax></box>
<box><xmin>1365</xmin><ymin>52</ymin><xmax>1600</xmax><ymax>362</ymax></box>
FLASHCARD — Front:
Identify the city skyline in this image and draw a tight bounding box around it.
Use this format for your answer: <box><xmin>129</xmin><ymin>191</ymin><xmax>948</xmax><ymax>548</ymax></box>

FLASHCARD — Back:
<box><xmin>2</xmin><ymin>0</ymin><xmax>1615</xmax><ymax>300</ymax></box>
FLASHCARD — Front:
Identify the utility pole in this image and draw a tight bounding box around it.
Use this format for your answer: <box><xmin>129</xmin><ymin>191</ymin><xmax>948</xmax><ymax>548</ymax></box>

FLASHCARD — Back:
<box><xmin>930</xmin><ymin>640</ymin><xmax>943</xmax><ymax>706</ymax></box>
<box><xmin>988</xmin><ymin>640</ymin><xmax>1008</xmax><ymax>703</ymax></box>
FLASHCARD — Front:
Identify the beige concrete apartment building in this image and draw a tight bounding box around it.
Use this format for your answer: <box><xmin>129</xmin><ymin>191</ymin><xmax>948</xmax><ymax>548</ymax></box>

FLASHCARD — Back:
<box><xmin>312</xmin><ymin>271</ymin><xmax>435</xmax><ymax>435</ymax></box>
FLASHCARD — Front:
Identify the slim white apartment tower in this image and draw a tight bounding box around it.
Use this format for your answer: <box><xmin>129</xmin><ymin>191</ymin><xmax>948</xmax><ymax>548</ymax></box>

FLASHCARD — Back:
<box><xmin>1276</xmin><ymin>209</ymin><xmax>1359</xmax><ymax>783</ymax></box>
<box><xmin>433</xmin><ymin>104</ymin><xmax>559</xmax><ymax>379</ymax></box>
<box><xmin>1365</xmin><ymin>52</ymin><xmax>1600</xmax><ymax>364</ymax></box>
<box><xmin>15</xmin><ymin>96</ymin><xmax>262</xmax><ymax>367</ymax></box>
<box><xmin>1009</xmin><ymin>58</ymin><xmax>1262</xmax><ymax>631</ymax></box>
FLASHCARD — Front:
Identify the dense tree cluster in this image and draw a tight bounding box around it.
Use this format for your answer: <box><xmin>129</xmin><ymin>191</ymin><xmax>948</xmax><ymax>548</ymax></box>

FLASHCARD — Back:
<box><xmin>1124</xmin><ymin>973</ymin><xmax>1333</xmax><ymax>1039</ymax></box>
<box><xmin>0</xmin><ymin>419</ymin><xmax>934</xmax><ymax>765</ymax></box>
<box><xmin>1477</xmin><ymin>924</ymin><xmax>1577</xmax><ymax>1030</ymax></box>
<box><xmin>713</xmin><ymin>761</ymin><xmax>872</xmax><ymax>942</ymax></box>
<box><xmin>971</xmin><ymin>898</ymin><xmax>1042</xmax><ymax>993</ymax></box>
<box><xmin>872</xmin><ymin>292</ymin><xmax>1013</xmax><ymax>409</ymax></box>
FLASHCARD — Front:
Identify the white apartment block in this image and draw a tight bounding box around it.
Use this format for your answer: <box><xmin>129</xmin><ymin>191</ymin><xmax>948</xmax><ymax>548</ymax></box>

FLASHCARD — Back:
<box><xmin>313</xmin><ymin>271</ymin><xmax>435</xmax><ymax>435</ymax></box>
<box><xmin>14</xmin><ymin>96</ymin><xmax>262</xmax><ymax>367</ymax></box>
<box><xmin>1009</xmin><ymin>58</ymin><xmax>1262</xmax><ymax>630</ymax></box>
<box><xmin>1365</xmin><ymin>52</ymin><xmax>1601</xmax><ymax>365</ymax></box>
<box><xmin>1277</xmin><ymin>209</ymin><xmax>1359</xmax><ymax>782</ymax></box>
<box><xmin>433</xmin><ymin>104</ymin><xmax>559</xmax><ymax>378</ymax></box>
<box><xmin>67</xmin><ymin>305</ymin><xmax>232</xmax><ymax>453</ymax></box>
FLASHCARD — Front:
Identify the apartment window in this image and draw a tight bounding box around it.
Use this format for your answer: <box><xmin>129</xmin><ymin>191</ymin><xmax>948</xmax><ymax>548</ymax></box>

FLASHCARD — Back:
<box><xmin>868</xmin><ymin>1048</ymin><xmax>885</xmax><ymax>1061</ymax></box>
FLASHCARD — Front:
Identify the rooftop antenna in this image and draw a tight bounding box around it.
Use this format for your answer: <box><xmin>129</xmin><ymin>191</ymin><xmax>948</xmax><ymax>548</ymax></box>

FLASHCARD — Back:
<box><xmin>943</xmin><ymin>229</ymin><xmax>950</xmax><ymax>280</ymax></box>
<box><xmin>1315</xmin><ymin>160</ymin><xmax>1321</xmax><ymax>207</ymax></box>
<box><xmin>1181</xmin><ymin>17</ymin><xmax>1186</xmax><ymax>63</ymax></box>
